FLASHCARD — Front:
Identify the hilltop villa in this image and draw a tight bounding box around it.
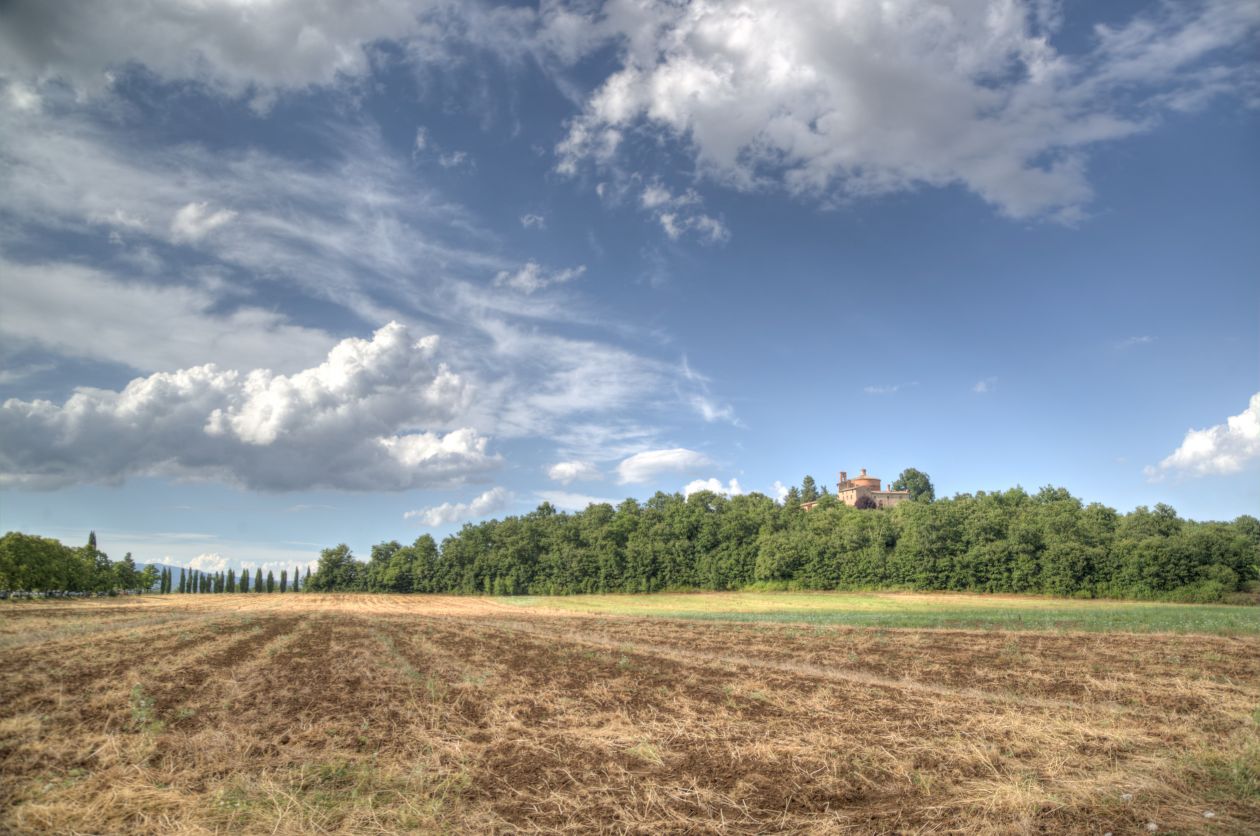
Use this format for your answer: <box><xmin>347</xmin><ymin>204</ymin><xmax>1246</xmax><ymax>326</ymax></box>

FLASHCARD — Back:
<box><xmin>801</xmin><ymin>468</ymin><xmax>911</xmax><ymax>510</ymax></box>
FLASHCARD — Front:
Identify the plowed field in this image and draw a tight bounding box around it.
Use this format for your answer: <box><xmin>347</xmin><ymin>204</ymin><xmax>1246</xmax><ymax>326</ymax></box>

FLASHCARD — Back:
<box><xmin>1</xmin><ymin>594</ymin><xmax>1257</xmax><ymax>833</ymax></box>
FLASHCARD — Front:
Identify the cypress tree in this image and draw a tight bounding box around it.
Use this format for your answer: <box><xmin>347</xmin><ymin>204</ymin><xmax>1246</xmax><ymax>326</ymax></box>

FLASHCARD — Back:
<box><xmin>280</xmin><ymin>569</ymin><xmax>287</xmax><ymax>593</ymax></box>
<box><xmin>227</xmin><ymin>568</ymin><xmax>236</xmax><ymax>592</ymax></box>
<box><xmin>254</xmin><ymin>568</ymin><xmax>263</xmax><ymax>592</ymax></box>
<box><xmin>304</xmin><ymin>567</ymin><xmax>311</xmax><ymax>590</ymax></box>
<box><xmin>291</xmin><ymin>567</ymin><xmax>299</xmax><ymax>592</ymax></box>
<box><xmin>239</xmin><ymin>569</ymin><xmax>249</xmax><ymax>593</ymax></box>
<box><xmin>266</xmin><ymin>570</ymin><xmax>275</xmax><ymax>593</ymax></box>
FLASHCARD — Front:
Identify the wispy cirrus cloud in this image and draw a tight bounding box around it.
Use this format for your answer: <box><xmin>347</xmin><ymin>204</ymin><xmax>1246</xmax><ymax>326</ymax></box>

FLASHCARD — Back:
<box><xmin>864</xmin><ymin>381</ymin><xmax>918</xmax><ymax>395</ymax></box>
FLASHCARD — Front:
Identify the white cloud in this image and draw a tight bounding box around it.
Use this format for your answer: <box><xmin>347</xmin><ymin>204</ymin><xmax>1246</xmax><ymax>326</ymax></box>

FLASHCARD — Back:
<box><xmin>438</xmin><ymin>150</ymin><xmax>471</xmax><ymax>169</ymax></box>
<box><xmin>0</xmin><ymin>0</ymin><xmax>435</xmax><ymax>101</ymax></box>
<box><xmin>1117</xmin><ymin>335</ymin><xmax>1155</xmax><ymax>349</ymax></box>
<box><xmin>170</xmin><ymin>201</ymin><xmax>237</xmax><ymax>242</ymax></box>
<box><xmin>520</xmin><ymin>212</ymin><xmax>546</xmax><ymax>229</ymax></box>
<box><xmin>536</xmin><ymin>489</ymin><xmax>620</xmax><ymax>511</ymax></box>
<box><xmin>637</xmin><ymin>181</ymin><xmax>728</xmax><ymax>243</ymax></box>
<box><xmin>772</xmin><ymin>480</ymin><xmax>789</xmax><ymax>502</ymax></box>
<box><xmin>683</xmin><ymin>477</ymin><xmax>743</xmax><ymax>498</ymax></box>
<box><xmin>188</xmin><ymin>553</ymin><xmax>229</xmax><ymax>573</ymax></box>
<box><xmin>0</xmin><ymin>322</ymin><xmax>500</xmax><ymax>491</ymax></box>
<box><xmin>679</xmin><ymin>357</ymin><xmax>739</xmax><ymax>425</ymax></box>
<box><xmin>493</xmin><ymin>261</ymin><xmax>586</xmax><ymax>294</ymax></box>
<box><xmin>547</xmin><ymin>460</ymin><xmax>602</xmax><ymax>484</ymax></box>
<box><xmin>0</xmin><ymin>257</ymin><xmax>335</xmax><ymax>374</ymax></box>
<box><xmin>973</xmin><ymin>377</ymin><xmax>998</xmax><ymax>394</ymax></box>
<box><xmin>617</xmin><ymin>447</ymin><xmax>711</xmax><ymax>484</ymax></box>
<box><xmin>405</xmin><ymin>486</ymin><xmax>511</xmax><ymax>526</ymax></box>
<box><xmin>5</xmin><ymin>81</ymin><xmax>40</xmax><ymax>111</ymax></box>
<box><xmin>0</xmin><ymin>102</ymin><xmax>508</xmax><ymax>331</ymax></box>
<box><xmin>689</xmin><ymin>395</ymin><xmax>737</xmax><ymax>424</ymax></box>
<box><xmin>864</xmin><ymin>381</ymin><xmax>918</xmax><ymax>395</ymax></box>
<box><xmin>1145</xmin><ymin>393</ymin><xmax>1260</xmax><ymax>481</ymax></box>
<box><xmin>0</xmin><ymin>31</ymin><xmax>747</xmax><ymax>480</ymax></box>
<box><xmin>555</xmin><ymin>0</ymin><xmax>1260</xmax><ymax>221</ymax></box>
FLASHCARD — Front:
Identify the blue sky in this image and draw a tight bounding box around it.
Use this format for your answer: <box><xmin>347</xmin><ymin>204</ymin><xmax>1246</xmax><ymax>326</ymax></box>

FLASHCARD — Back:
<box><xmin>1</xmin><ymin>0</ymin><xmax>1257</xmax><ymax>575</ymax></box>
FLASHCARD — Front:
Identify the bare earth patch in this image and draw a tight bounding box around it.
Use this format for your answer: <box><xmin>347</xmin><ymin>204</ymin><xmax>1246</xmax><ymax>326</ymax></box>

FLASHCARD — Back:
<box><xmin>1</xmin><ymin>594</ymin><xmax>1257</xmax><ymax>833</ymax></box>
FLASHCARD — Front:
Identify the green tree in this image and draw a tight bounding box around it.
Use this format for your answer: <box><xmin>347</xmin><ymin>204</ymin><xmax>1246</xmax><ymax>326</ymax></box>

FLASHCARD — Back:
<box><xmin>800</xmin><ymin>475</ymin><xmax>820</xmax><ymax>503</ymax></box>
<box><xmin>266</xmin><ymin>570</ymin><xmax>275</xmax><ymax>593</ymax></box>
<box><xmin>138</xmin><ymin>564</ymin><xmax>159</xmax><ymax>593</ymax></box>
<box><xmin>279</xmin><ymin>569</ymin><xmax>287</xmax><ymax>593</ymax></box>
<box><xmin>254</xmin><ymin>568</ymin><xmax>263</xmax><ymax>592</ymax></box>
<box><xmin>239</xmin><ymin>569</ymin><xmax>249</xmax><ymax>593</ymax></box>
<box><xmin>892</xmin><ymin>468</ymin><xmax>935</xmax><ymax>502</ymax></box>
<box><xmin>308</xmin><ymin>544</ymin><xmax>360</xmax><ymax>591</ymax></box>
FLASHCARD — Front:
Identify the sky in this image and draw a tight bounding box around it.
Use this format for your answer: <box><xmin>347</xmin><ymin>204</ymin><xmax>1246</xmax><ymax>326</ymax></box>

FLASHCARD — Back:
<box><xmin>0</xmin><ymin>0</ymin><xmax>1257</xmax><ymax>576</ymax></box>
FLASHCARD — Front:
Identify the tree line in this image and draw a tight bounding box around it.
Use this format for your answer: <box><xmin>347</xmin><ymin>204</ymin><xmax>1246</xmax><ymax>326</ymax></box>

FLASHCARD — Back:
<box><xmin>305</xmin><ymin>471</ymin><xmax>1258</xmax><ymax>603</ymax></box>
<box><xmin>5</xmin><ymin>472</ymin><xmax>1257</xmax><ymax>603</ymax></box>
<box><xmin>0</xmin><ymin>531</ymin><xmax>309</xmax><ymax>597</ymax></box>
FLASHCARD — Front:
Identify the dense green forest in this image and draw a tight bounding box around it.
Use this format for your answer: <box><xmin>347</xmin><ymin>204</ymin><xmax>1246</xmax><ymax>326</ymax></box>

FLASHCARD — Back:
<box><xmin>304</xmin><ymin>474</ymin><xmax>1258</xmax><ymax>603</ymax></box>
<box><xmin>5</xmin><ymin>473</ymin><xmax>1258</xmax><ymax>603</ymax></box>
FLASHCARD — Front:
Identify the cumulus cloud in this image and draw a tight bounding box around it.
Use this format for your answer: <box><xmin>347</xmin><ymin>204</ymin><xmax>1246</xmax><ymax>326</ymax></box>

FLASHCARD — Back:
<box><xmin>519</xmin><ymin>212</ymin><xmax>546</xmax><ymax>229</ymax></box>
<box><xmin>0</xmin><ymin>322</ymin><xmax>500</xmax><ymax>491</ymax></box>
<box><xmin>536</xmin><ymin>489</ymin><xmax>620</xmax><ymax>511</ymax></box>
<box><xmin>555</xmin><ymin>0</ymin><xmax>1260</xmax><ymax>221</ymax></box>
<box><xmin>405</xmin><ymin>486</ymin><xmax>511</xmax><ymax>526</ymax></box>
<box><xmin>617</xmin><ymin>448</ymin><xmax>711</xmax><ymax>484</ymax></box>
<box><xmin>973</xmin><ymin>377</ymin><xmax>998</xmax><ymax>394</ymax></box>
<box><xmin>683</xmin><ymin>477</ymin><xmax>743</xmax><ymax>498</ymax></box>
<box><xmin>547</xmin><ymin>460</ymin><xmax>602</xmax><ymax>484</ymax></box>
<box><xmin>188</xmin><ymin>553</ymin><xmax>229</xmax><ymax>572</ymax></box>
<box><xmin>493</xmin><ymin>261</ymin><xmax>586</xmax><ymax>294</ymax></box>
<box><xmin>1145</xmin><ymin>393</ymin><xmax>1260</xmax><ymax>481</ymax></box>
<box><xmin>772</xmin><ymin>480</ymin><xmax>789</xmax><ymax>502</ymax></box>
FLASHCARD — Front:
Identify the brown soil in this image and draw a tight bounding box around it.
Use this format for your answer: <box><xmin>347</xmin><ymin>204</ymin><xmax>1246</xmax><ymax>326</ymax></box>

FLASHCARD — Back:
<box><xmin>0</xmin><ymin>594</ymin><xmax>1257</xmax><ymax>834</ymax></box>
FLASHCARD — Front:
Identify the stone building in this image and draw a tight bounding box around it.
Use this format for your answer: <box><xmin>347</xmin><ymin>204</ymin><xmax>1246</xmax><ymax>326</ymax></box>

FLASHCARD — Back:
<box><xmin>801</xmin><ymin>468</ymin><xmax>911</xmax><ymax>510</ymax></box>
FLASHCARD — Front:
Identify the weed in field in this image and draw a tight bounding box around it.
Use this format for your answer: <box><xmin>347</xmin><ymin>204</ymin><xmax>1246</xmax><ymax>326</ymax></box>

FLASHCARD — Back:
<box><xmin>128</xmin><ymin>684</ymin><xmax>163</xmax><ymax>735</ymax></box>
<box><xmin>625</xmin><ymin>740</ymin><xmax>664</xmax><ymax>765</ymax></box>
